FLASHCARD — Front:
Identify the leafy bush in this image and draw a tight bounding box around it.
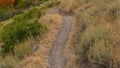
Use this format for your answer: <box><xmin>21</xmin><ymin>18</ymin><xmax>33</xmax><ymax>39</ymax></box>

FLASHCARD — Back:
<box><xmin>13</xmin><ymin>0</ymin><xmax>48</xmax><ymax>9</ymax></box>
<box><xmin>13</xmin><ymin>0</ymin><xmax>26</xmax><ymax>9</ymax></box>
<box><xmin>0</xmin><ymin>0</ymin><xmax>47</xmax><ymax>21</ymax></box>
<box><xmin>14</xmin><ymin>8</ymin><xmax>42</xmax><ymax>22</ymax></box>
<box><xmin>0</xmin><ymin>20</ymin><xmax>46</xmax><ymax>53</ymax></box>
<box><xmin>0</xmin><ymin>9</ymin><xmax>23</xmax><ymax>21</ymax></box>
<box><xmin>0</xmin><ymin>8</ymin><xmax>46</xmax><ymax>53</ymax></box>
<box><xmin>27</xmin><ymin>8</ymin><xmax>42</xmax><ymax>18</ymax></box>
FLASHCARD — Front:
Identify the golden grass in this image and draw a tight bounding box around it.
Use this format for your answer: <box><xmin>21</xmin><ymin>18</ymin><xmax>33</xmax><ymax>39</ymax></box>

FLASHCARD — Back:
<box><xmin>0</xmin><ymin>55</ymin><xmax>19</xmax><ymax>68</ymax></box>
<box><xmin>60</xmin><ymin>0</ymin><xmax>79</xmax><ymax>13</ymax></box>
<box><xmin>14</xmin><ymin>38</ymin><xmax>37</xmax><ymax>59</ymax></box>
<box><xmin>0</xmin><ymin>19</ymin><xmax>13</xmax><ymax>29</ymax></box>
<box><xmin>39</xmin><ymin>0</ymin><xmax>60</xmax><ymax>10</ymax></box>
<box><xmin>73</xmin><ymin>0</ymin><xmax>120</xmax><ymax>68</ymax></box>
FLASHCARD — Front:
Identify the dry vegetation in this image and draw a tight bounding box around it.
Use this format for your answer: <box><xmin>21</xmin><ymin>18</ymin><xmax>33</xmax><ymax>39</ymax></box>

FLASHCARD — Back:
<box><xmin>0</xmin><ymin>0</ymin><xmax>120</xmax><ymax>68</ymax></box>
<box><xmin>0</xmin><ymin>0</ymin><xmax>61</xmax><ymax>68</ymax></box>
<box><xmin>59</xmin><ymin>0</ymin><xmax>79</xmax><ymax>13</ymax></box>
<box><xmin>61</xmin><ymin>0</ymin><xmax>120</xmax><ymax>68</ymax></box>
<box><xmin>16</xmin><ymin>13</ymin><xmax>62</xmax><ymax>68</ymax></box>
<box><xmin>78</xmin><ymin>0</ymin><xmax>120</xmax><ymax>68</ymax></box>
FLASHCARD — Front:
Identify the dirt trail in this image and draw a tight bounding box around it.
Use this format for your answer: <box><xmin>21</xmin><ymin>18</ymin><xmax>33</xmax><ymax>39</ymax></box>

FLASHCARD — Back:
<box><xmin>49</xmin><ymin>15</ymin><xmax>73</xmax><ymax>68</ymax></box>
<box><xmin>16</xmin><ymin>8</ymin><xmax>73</xmax><ymax>68</ymax></box>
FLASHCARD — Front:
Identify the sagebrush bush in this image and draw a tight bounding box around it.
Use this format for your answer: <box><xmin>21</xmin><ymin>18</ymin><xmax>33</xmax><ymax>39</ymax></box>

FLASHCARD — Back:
<box><xmin>77</xmin><ymin>25</ymin><xmax>111</xmax><ymax>68</ymax></box>
<box><xmin>87</xmin><ymin>40</ymin><xmax>112</xmax><ymax>68</ymax></box>
<box><xmin>78</xmin><ymin>25</ymin><xmax>109</xmax><ymax>54</ymax></box>
<box><xmin>77</xmin><ymin>11</ymin><xmax>95</xmax><ymax>31</ymax></box>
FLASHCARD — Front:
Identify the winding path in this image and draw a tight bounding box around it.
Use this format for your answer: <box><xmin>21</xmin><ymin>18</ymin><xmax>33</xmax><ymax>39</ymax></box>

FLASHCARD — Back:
<box><xmin>49</xmin><ymin>15</ymin><xmax>73</xmax><ymax>68</ymax></box>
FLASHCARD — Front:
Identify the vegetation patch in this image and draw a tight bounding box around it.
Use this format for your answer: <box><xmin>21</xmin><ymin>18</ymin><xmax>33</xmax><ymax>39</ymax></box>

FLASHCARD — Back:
<box><xmin>0</xmin><ymin>0</ymin><xmax>48</xmax><ymax>21</ymax></box>
<box><xmin>74</xmin><ymin>0</ymin><xmax>120</xmax><ymax>68</ymax></box>
<box><xmin>0</xmin><ymin>6</ymin><xmax>47</xmax><ymax>68</ymax></box>
<box><xmin>0</xmin><ymin>7</ymin><xmax>46</xmax><ymax>54</ymax></box>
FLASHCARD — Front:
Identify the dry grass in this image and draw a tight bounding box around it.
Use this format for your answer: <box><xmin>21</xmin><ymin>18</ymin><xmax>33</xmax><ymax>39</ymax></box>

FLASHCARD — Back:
<box><xmin>14</xmin><ymin>38</ymin><xmax>37</xmax><ymax>59</ymax></box>
<box><xmin>39</xmin><ymin>0</ymin><xmax>60</xmax><ymax>10</ymax></box>
<box><xmin>16</xmin><ymin>13</ymin><xmax>62</xmax><ymax>68</ymax></box>
<box><xmin>0</xmin><ymin>1</ymin><xmax>61</xmax><ymax>68</ymax></box>
<box><xmin>0</xmin><ymin>56</ymin><xmax>19</xmax><ymax>68</ymax></box>
<box><xmin>60</xmin><ymin>0</ymin><xmax>79</xmax><ymax>13</ymax></box>
<box><xmin>0</xmin><ymin>19</ymin><xmax>13</xmax><ymax>30</ymax></box>
<box><xmin>73</xmin><ymin>0</ymin><xmax>120</xmax><ymax>68</ymax></box>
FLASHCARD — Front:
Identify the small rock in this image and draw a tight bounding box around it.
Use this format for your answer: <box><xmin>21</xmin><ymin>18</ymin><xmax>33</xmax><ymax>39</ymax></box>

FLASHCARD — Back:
<box><xmin>32</xmin><ymin>45</ymin><xmax>40</xmax><ymax>52</ymax></box>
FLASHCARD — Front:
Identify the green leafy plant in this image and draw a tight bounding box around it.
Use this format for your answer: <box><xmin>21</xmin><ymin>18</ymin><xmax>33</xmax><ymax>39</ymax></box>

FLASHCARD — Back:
<box><xmin>0</xmin><ymin>8</ymin><xmax>46</xmax><ymax>53</ymax></box>
<box><xmin>0</xmin><ymin>20</ymin><xmax>46</xmax><ymax>53</ymax></box>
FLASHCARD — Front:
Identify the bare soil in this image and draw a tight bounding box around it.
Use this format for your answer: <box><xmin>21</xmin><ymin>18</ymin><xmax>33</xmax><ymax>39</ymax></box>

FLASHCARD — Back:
<box><xmin>49</xmin><ymin>15</ymin><xmax>73</xmax><ymax>68</ymax></box>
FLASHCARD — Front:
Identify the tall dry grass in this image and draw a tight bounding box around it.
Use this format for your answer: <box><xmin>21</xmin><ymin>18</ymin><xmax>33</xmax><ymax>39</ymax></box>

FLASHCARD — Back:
<box><xmin>74</xmin><ymin>0</ymin><xmax>120</xmax><ymax>68</ymax></box>
<box><xmin>60</xmin><ymin>0</ymin><xmax>79</xmax><ymax>13</ymax></box>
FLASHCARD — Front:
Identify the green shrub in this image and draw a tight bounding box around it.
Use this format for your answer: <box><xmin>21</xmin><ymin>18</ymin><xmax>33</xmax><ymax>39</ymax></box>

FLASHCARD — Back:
<box><xmin>0</xmin><ymin>23</ymin><xmax>3</xmax><ymax>28</ymax></box>
<box><xmin>14</xmin><ymin>13</ymin><xmax>29</xmax><ymax>22</ymax></box>
<box><xmin>14</xmin><ymin>8</ymin><xmax>42</xmax><ymax>22</ymax></box>
<box><xmin>27</xmin><ymin>8</ymin><xmax>42</xmax><ymax>18</ymax></box>
<box><xmin>0</xmin><ymin>23</ymin><xmax>3</xmax><ymax>33</ymax></box>
<box><xmin>0</xmin><ymin>0</ymin><xmax>46</xmax><ymax>21</ymax></box>
<box><xmin>0</xmin><ymin>20</ymin><xmax>46</xmax><ymax>53</ymax></box>
<box><xmin>0</xmin><ymin>9</ymin><xmax>23</xmax><ymax>21</ymax></box>
<box><xmin>13</xmin><ymin>0</ymin><xmax>26</xmax><ymax>9</ymax></box>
